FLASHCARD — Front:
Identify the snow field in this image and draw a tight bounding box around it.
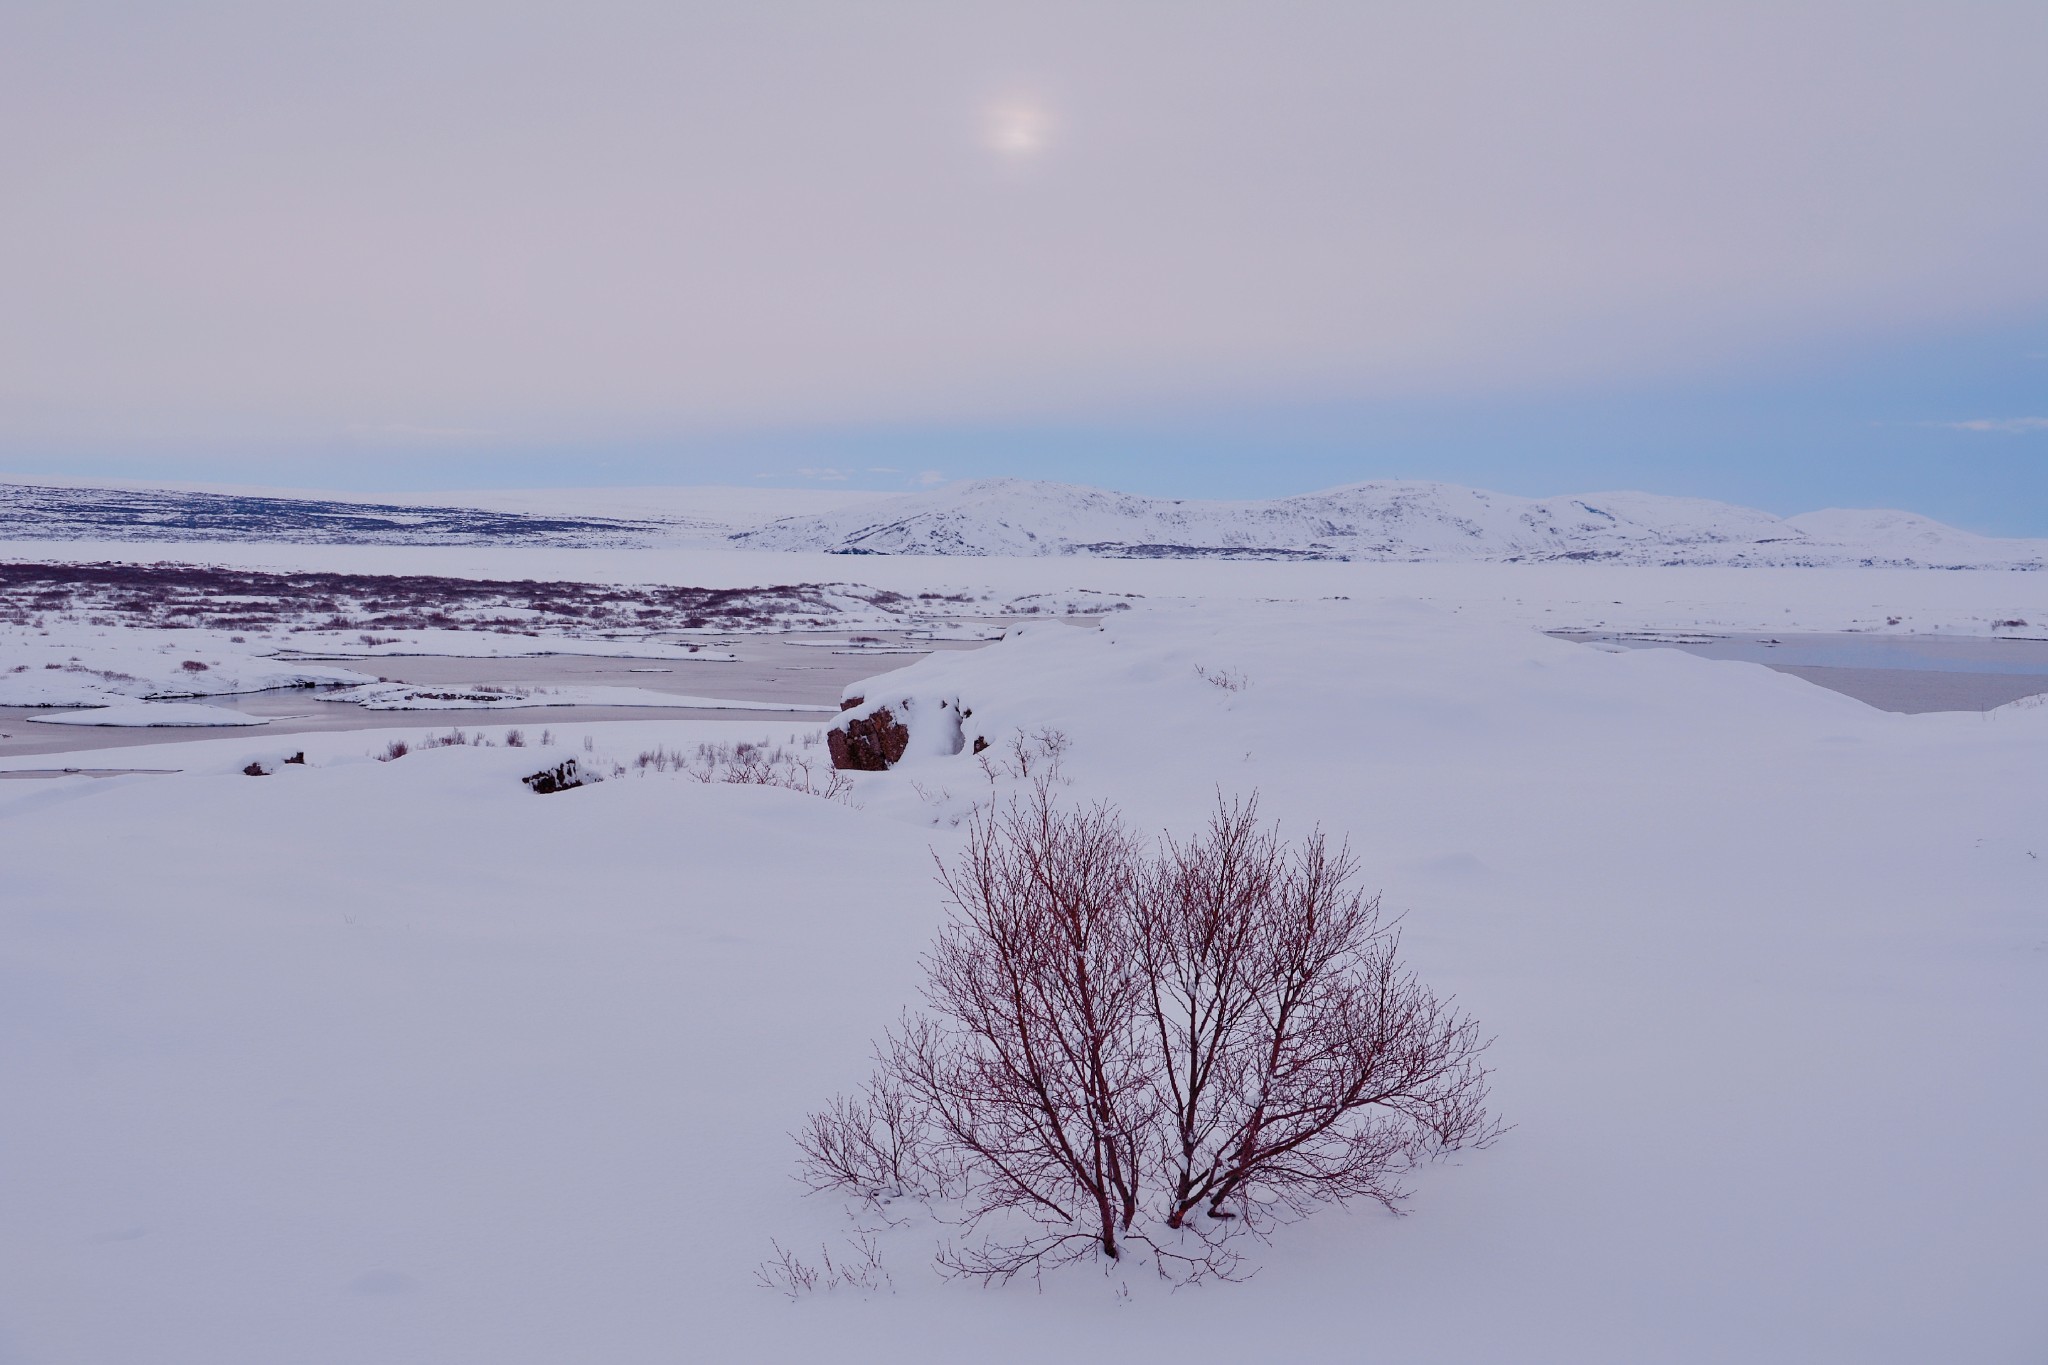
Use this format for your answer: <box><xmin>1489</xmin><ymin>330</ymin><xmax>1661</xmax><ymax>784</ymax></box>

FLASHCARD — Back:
<box><xmin>1</xmin><ymin>600</ymin><xmax>2043</xmax><ymax>1362</ymax></box>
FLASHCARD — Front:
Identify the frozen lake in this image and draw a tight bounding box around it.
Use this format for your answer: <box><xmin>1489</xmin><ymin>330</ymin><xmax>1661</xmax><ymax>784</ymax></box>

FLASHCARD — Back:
<box><xmin>1553</xmin><ymin>630</ymin><xmax>2048</xmax><ymax>713</ymax></box>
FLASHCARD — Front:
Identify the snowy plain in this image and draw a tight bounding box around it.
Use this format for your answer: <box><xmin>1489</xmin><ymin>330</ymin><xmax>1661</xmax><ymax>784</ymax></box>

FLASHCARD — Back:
<box><xmin>2</xmin><ymin>521</ymin><xmax>2045</xmax><ymax>1362</ymax></box>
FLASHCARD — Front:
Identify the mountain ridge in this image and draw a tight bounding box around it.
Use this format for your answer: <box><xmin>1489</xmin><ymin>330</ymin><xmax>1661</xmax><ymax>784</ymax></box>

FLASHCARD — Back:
<box><xmin>733</xmin><ymin>478</ymin><xmax>2048</xmax><ymax>569</ymax></box>
<box><xmin>2</xmin><ymin>475</ymin><xmax>2042</xmax><ymax>568</ymax></box>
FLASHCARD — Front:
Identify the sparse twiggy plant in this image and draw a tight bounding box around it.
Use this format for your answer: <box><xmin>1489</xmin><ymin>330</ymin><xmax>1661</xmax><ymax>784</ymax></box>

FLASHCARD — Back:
<box><xmin>977</xmin><ymin>726</ymin><xmax>1071</xmax><ymax>785</ymax></box>
<box><xmin>1194</xmin><ymin>665</ymin><xmax>1248</xmax><ymax>692</ymax></box>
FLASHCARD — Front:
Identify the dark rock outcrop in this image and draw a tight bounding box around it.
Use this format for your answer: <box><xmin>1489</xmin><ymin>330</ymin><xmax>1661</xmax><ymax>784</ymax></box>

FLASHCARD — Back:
<box><xmin>827</xmin><ymin>706</ymin><xmax>909</xmax><ymax>771</ymax></box>
<box><xmin>522</xmin><ymin>758</ymin><xmax>590</xmax><ymax>794</ymax></box>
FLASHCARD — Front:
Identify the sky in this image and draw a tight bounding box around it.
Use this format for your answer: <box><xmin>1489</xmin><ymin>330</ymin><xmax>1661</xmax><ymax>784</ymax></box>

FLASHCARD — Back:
<box><xmin>2</xmin><ymin>1</ymin><xmax>2045</xmax><ymax>533</ymax></box>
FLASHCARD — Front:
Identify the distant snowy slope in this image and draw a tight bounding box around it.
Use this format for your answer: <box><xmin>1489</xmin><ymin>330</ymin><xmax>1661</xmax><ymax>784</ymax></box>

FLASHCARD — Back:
<box><xmin>734</xmin><ymin>478</ymin><xmax>2048</xmax><ymax>568</ymax></box>
<box><xmin>0</xmin><ymin>478</ymin><xmax>893</xmax><ymax>548</ymax></box>
<box><xmin>396</xmin><ymin>484</ymin><xmax>895</xmax><ymax>534</ymax></box>
<box><xmin>5</xmin><ymin>474</ymin><xmax>2044</xmax><ymax>567</ymax></box>
<box><xmin>0</xmin><ymin>479</ymin><xmax>660</xmax><ymax>548</ymax></box>
<box><xmin>1782</xmin><ymin>507</ymin><xmax>2037</xmax><ymax>564</ymax></box>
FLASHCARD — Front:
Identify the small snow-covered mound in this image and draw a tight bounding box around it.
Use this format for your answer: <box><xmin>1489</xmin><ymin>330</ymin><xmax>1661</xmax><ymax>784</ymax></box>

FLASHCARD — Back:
<box><xmin>28</xmin><ymin>702</ymin><xmax>269</xmax><ymax>727</ymax></box>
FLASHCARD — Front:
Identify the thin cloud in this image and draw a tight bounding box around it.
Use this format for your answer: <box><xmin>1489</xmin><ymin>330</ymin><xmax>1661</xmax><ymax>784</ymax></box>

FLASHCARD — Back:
<box><xmin>344</xmin><ymin>423</ymin><xmax>499</xmax><ymax>445</ymax></box>
<box><xmin>1942</xmin><ymin>417</ymin><xmax>2048</xmax><ymax>433</ymax></box>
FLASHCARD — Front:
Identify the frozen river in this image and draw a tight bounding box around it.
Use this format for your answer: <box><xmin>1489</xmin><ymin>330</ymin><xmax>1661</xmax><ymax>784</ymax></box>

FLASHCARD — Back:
<box><xmin>0</xmin><ymin>631</ymin><xmax>978</xmax><ymax>764</ymax></box>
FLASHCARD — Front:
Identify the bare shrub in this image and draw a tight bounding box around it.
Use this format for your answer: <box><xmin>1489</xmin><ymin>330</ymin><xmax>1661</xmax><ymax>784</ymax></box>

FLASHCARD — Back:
<box><xmin>1138</xmin><ymin>797</ymin><xmax>1495</xmax><ymax>1230</ymax></box>
<box><xmin>798</xmin><ymin>789</ymin><xmax>1496</xmax><ymax>1283</ymax></box>
<box><xmin>633</xmin><ymin>739</ymin><xmax>851</xmax><ymax>802</ymax></box>
<box><xmin>504</xmin><ymin>728</ymin><xmax>526</xmax><ymax>748</ymax></box>
<box><xmin>893</xmin><ymin>791</ymin><xmax>1154</xmax><ymax>1275</ymax></box>
<box><xmin>754</xmin><ymin>1234</ymin><xmax>894</xmax><ymax>1300</ymax></box>
<box><xmin>977</xmin><ymin>726</ymin><xmax>1071</xmax><ymax>784</ymax></box>
<box><xmin>795</xmin><ymin>1071</ymin><xmax>957</xmax><ymax>1202</ymax></box>
<box><xmin>1194</xmin><ymin>664</ymin><xmax>1247</xmax><ymax>692</ymax></box>
<box><xmin>421</xmin><ymin>727</ymin><xmax>500</xmax><ymax>748</ymax></box>
<box><xmin>380</xmin><ymin>740</ymin><xmax>409</xmax><ymax>761</ymax></box>
<box><xmin>755</xmin><ymin>1241</ymin><xmax>820</xmax><ymax>1298</ymax></box>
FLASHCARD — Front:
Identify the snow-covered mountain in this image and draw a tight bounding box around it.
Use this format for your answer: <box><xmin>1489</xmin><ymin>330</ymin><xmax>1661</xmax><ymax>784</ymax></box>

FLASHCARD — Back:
<box><xmin>4</xmin><ymin>474</ymin><xmax>2043</xmax><ymax>568</ymax></box>
<box><xmin>734</xmin><ymin>478</ymin><xmax>2048</xmax><ymax>569</ymax></box>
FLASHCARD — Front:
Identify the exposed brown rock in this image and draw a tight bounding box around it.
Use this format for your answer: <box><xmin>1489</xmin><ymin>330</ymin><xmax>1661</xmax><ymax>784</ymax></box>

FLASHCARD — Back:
<box><xmin>828</xmin><ymin>705</ymin><xmax>909</xmax><ymax>771</ymax></box>
<box><xmin>840</xmin><ymin>695</ymin><xmax>864</xmax><ymax>711</ymax></box>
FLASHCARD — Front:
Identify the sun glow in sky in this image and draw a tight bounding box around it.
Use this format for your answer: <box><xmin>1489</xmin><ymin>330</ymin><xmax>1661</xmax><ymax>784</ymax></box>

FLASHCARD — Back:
<box><xmin>983</xmin><ymin>98</ymin><xmax>1053</xmax><ymax>157</ymax></box>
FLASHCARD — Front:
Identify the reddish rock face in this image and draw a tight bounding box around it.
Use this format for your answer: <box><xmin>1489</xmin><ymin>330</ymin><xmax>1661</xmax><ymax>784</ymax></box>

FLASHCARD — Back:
<box><xmin>840</xmin><ymin>695</ymin><xmax>864</xmax><ymax>711</ymax></box>
<box><xmin>827</xmin><ymin>705</ymin><xmax>910</xmax><ymax>770</ymax></box>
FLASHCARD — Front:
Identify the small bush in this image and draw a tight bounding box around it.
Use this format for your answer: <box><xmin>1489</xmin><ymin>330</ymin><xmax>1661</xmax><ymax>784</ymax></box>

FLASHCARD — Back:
<box><xmin>381</xmin><ymin>740</ymin><xmax>409</xmax><ymax>761</ymax></box>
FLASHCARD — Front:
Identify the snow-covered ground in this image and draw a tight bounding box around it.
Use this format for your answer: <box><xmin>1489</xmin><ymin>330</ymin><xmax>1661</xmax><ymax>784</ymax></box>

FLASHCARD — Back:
<box><xmin>2</xmin><ymin>593</ymin><xmax>2042</xmax><ymax>1362</ymax></box>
